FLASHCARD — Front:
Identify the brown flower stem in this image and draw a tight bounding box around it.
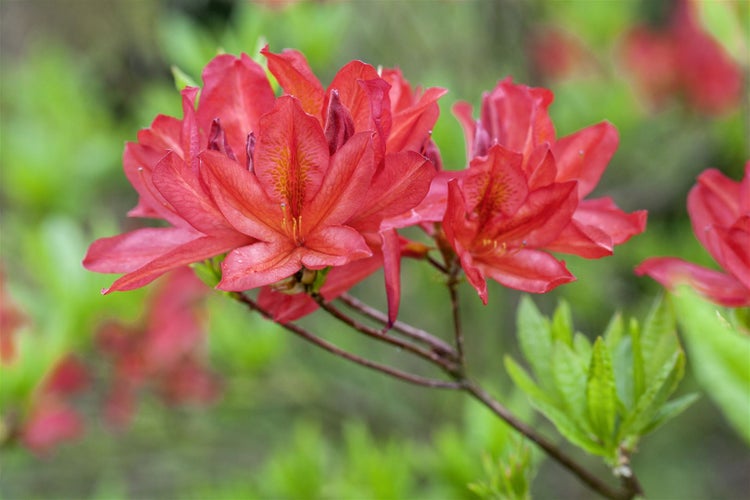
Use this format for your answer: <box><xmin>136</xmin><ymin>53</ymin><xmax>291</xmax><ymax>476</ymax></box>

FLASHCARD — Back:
<box><xmin>337</xmin><ymin>293</ymin><xmax>457</xmax><ymax>359</ymax></box>
<box><xmin>312</xmin><ymin>293</ymin><xmax>460</xmax><ymax>372</ymax></box>
<box><xmin>234</xmin><ymin>293</ymin><xmax>462</xmax><ymax>390</ymax></box>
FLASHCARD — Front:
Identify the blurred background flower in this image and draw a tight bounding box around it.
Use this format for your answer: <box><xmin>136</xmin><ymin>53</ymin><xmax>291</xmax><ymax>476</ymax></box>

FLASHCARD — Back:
<box><xmin>1</xmin><ymin>0</ymin><xmax>748</xmax><ymax>498</ymax></box>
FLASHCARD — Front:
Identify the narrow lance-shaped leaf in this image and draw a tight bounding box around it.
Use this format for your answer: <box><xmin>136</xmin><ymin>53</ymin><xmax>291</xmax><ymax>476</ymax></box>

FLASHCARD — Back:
<box><xmin>551</xmin><ymin>300</ymin><xmax>573</xmax><ymax>346</ymax></box>
<box><xmin>505</xmin><ymin>356</ymin><xmax>605</xmax><ymax>456</ymax></box>
<box><xmin>638</xmin><ymin>393</ymin><xmax>700</xmax><ymax>436</ymax></box>
<box><xmin>586</xmin><ymin>338</ymin><xmax>617</xmax><ymax>450</ymax></box>
<box><xmin>618</xmin><ymin>350</ymin><xmax>685</xmax><ymax>443</ymax></box>
<box><xmin>552</xmin><ymin>340</ymin><xmax>592</xmax><ymax>435</ymax></box>
<box><xmin>640</xmin><ymin>294</ymin><xmax>679</xmax><ymax>382</ymax></box>
<box><xmin>630</xmin><ymin>317</ymin><xmax>646</xmax><ymax>405</ymax></box>
<box><xmin>516</xmin><ymin>296</ymin><xmax>554</xmax><ymax>390</ymax></box>
<box><xmin>572</xmin><ymin>332</ymin><xmax>592</xmax><ymax>362</ymax></box>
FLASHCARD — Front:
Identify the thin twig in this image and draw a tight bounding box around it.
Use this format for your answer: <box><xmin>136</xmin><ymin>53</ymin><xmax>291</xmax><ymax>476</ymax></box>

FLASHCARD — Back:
<box><xmin>447</xmin><ymin>262</ymin><xmax>466</xmax><ymax>366</ymax></box>
<box><xmin>234</xmin><ymin>293</ymin><xmax>462</xmax><ymax>390</ymax></box>
<box><xmin>313</xmin><ymin>293</ymin><xmax>459</xmax><ymax>372</ymax></box>
<box><xmin>337</xmin><ymin>293</ymin><xmax>457</xmax><ymax>359</ymax></box>
<box><xmin>427</xmin><ymin>254</ymin><xmax>449</xmax><ymax>274</ymax></box>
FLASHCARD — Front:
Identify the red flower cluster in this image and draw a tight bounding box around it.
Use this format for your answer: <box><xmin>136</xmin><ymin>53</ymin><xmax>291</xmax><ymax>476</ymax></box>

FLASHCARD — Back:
<box><xmin>85</xmin><ymin>48</ymin><xmax>645</xmax><ymax>314</ymax></box>
<box><xmin>441</xmin><ymin>79</ymin><xmax>647</xmax><ymax>302</ymax></box>
<box><xmin>95</xmin><ymin>268</ymin><xmax>220</xmax><ymax>428</ymax></box>
<box><xmin>621</xmin><ymin>0</ymin><xmax>743</xmax><ymax>115</ymax></box>
<box><xmin>84</xmin><ymin>48</ymin><xmax>442</xmax><ymax>324</ymax></box>
<box><xmin>637</xmin><ymin>163</ymin><xmax>750</xmax><ymax>307</ymax></box>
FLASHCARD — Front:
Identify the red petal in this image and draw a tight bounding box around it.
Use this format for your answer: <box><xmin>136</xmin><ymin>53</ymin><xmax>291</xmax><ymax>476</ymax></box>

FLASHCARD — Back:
<box><xmin>381</xmin><ymin>228</ymin><xmax>402</xmax><ymax>326</ymax></box>
<box><xmin>178</xmin><ymin>87</ymin><xmax>201</xmax><ymax>173</ymax></box>
<box><xmin>199</xmin><ymin>150</ymin><xmax>283</xmax><ymax>241</ymax></box>
<box><xmin>636</xmin><ymin>257</ymin><xmax>750</xmax><ymax>307</ymax></box>
<box><xmin>457</xmin><ymin>241</ymin><xmax>489</xmax><ymax>305</ymax></box>
<box><xmin>479</xmin><ymin>249</ymin><xmax>575</xmax><ymax>294</ymax></box>
<box><xmin>304</xmin><ymin>132</ymin><xmax>375</xmax><ymax>229</ymax></box>
<box><xmin>257</xmin><ymin>287</ymin><xmax>319</xmax><ymax>323</ymax></box>
<box><xmin>254</xmin><ymin>96</ymin><xmax>329</xmax><ymax>216</ymax></box>
<box><xmin>709</xmin><ymin>223</ymin><xmax>750</xmax><ymax>290</ymax></box>
<box><xmin>547</xmin><ymin>198</ymin><xmax>647</xmax><ymax>257</ymax></box>
<box><xmin>552</xmin><ymin>121</ymin><xmax>618</xmax><ymax>198</ymax></box>
<box><xmin>218</xmin><ymin>240</ymin><xmax>300</xmax><ymax>291</ymax></box>
<box><xmin>152</xmin><ymin>152</ymin><xmax>234</xmax><ymax>235</ymax></box>
<box><xmin>452</xmin><ymin>101</ymin><xmax>477</xmax><ymax>163</ymax></box>
<box><xmin>464</xmin><ymin>145</ymin><xmax>528</xmax><ymax>219</ymax></box>
<box><xmin>546</xmin><ymin>219</ymin><xmax>613</xmax><ymax>258</ymax></box>
<box><xmin>487</xmin><ymin>180</ymin><xmax>578</xmax><ymax>247</ymax></box>
<box><xmin>351</xmin><ymin>151</ymin><xmax>435</xmax><ymax>231</ymax></box>
<box><xmin>123</xmin><ymin>143</ymin><xmax>186</xmax><ymax>226</ymax></box>
<box><xmin>197</xmin><ymin>53</ymin><xmax>275</xmax><ymax>167</ymax></box>
<box><xmin>83</xmin><ymin>227</ymin><xmax>201</xmax><ymax>274</ymax></box>
<box><xmin>358</xmin><ymin>78</ymin><xmax>393</xmax><ymax>162</ymax></box>
<box><xmin>301</xmin><ymin>225</ymin><xmax>372</xmax><ymax>268</ymax></box>
<box><xmin>326</xmin><ymin>60</ymin><xmax>381</xmax><ymax>131</ymax></box>
<box><xmin>482</xmin><ymin>79</ymin><xmax>555</xmax><ymax>159</ymax></box>
<box><xmin>105</xmin><ymin>233</ymin><xmax>251</xmax><ymax>293</ymax></box>
<box><xmin>262</xmin><ymin>47</ymin><xmax>325</xmax><ymax>117</ymax></box>
<box><xmin>387</xmin><ymin>87</ymin><xmax>447</xmax><ymax>154</ymax></box>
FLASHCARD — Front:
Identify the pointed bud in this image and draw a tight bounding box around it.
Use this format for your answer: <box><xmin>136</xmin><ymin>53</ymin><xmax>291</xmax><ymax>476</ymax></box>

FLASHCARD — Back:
<box><xmin>208</xmin><ymin>119</ymin><xmax>237</xmax><ymax>161</ymax></box>
<box><xmin>324</xmin><ymin>89</ymin><xmax>355</xmax><ymax>155</ymax></box>
<box><xmin>245</xmin><ymin>132</ymin><xmax>256</xmax><ymax>172</ymax></box>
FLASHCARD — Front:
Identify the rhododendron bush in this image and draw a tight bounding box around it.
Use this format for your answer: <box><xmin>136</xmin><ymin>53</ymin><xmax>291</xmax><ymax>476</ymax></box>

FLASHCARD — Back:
<box><xmin>1</xmin><ymin>0</ymin><xmax>748</xmax><ymax>498</ymax></box>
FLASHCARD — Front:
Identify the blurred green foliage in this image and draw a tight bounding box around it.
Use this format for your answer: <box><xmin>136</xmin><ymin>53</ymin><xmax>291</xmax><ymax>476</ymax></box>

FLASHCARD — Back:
<box><xmin>1</xmin><ymin>0</ymin><xmax>748</xmax><ymax>498</ymax></box>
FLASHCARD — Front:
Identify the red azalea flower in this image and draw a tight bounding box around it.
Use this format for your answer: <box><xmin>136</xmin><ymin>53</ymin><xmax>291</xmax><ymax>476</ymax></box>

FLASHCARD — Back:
<box><xmin>453</xmin><ymin>78</ymin><xmax>646</xmax><ymax>258</ymax></box>
<box><xmin>96</xmin><ymin>268</ymin><xmax>220</xmax><ymax>428</ymax></box>
<box><xmin>622</xmin><ymin>0</ymin><xmax>743</xmax><ymax>115</ymax></box>
<box><xmin>443</xmin><ymin>146</ymin><xmax>578</xmax><ymax>303</ymax></box>
<box><xmin>442</xmin><ymin>79</ymin><xmax>646</xmax><ymax>302</ymax></box>
<box><xmin>84</xmin><ymin>49</ymin><xmax>440</xmax><ymax>326</ymax></box>
<box><xmin>84</xmin><ymin>54</ymin><xmax>275</xmax><ymax>292</ymax></box>
<box><xmin>201</xmin><ymin>96</ymin><xmax>376</xmax><ymax>291</ymax></box>
<box><xmin>234</xmin><ymin>48</ymin><xmax>442</xmax><ymax>322</ymax></box>
<box><xmin>636</xmin><ymin>163</ymin><xmax>750</xmax><ymax>307</ymax></box>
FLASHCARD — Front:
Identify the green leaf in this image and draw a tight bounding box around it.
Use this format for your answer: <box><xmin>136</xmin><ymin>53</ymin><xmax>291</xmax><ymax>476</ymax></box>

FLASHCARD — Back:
<box><xmin>505</xmin><ymin>356</ymin><xmax>604</xmax><ymax>456</ymax></box>
<box><xmin>618</xmin><ymin>350</ymin><xmax>685</xmax><ymax>442</ymax></box>
<box><xmin>516</xmin><ymin>296</ymin><xmax>553</xmax><ymax>390</ymax></box>
<box><xmin>573</xmin><ymin>332</ymin><xmax>592</xmax><ymax>362</ymax></box>
<box><xmin>551</xmin><ymin>300</ymin><xmax>573</xmax><ymax>346</ymax></box>
<box><xmin>629</xmin><ymin>318</ymin><xmax>646</xmax><ymax>404</ymax></box>
<box><xmin>639</xmin><ymin>393</ymin><xmax>700</xmax><ymax>436</ymax></box>
<box><xmin>640</xmin><ymin>295</ymin><xmax>679</xmax><ymax>382</ymax></box>
<box><xmin>552</xmin><ymin>340</ymin><xmax>590</xmax><ymax>433</ymax></box>
<box><xmin>586</xmin><ymin>338</ymin><xmax>617</xmax><ymax>448</ymax></box>
<box><xmin>603</xmin><ymin>312</ymin><xmax>624</xmax><ymax>352</ymax></box>
<box><xmin>672</xmin><ymin>288</ymin><xmax>750</xmax><ymax>444</ymax></box>
<box><xmin>611</xmin><ymin>335</ymin><xmax>635</xmax><ymax>410</ymax></box>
